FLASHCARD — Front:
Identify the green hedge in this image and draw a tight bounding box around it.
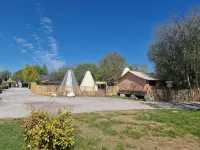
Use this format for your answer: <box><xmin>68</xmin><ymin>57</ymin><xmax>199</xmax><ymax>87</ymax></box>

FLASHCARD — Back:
<box><xmin>0</xmin><ymin>85</ymin><xmax>9</xmax><ymax>89</ymax></box>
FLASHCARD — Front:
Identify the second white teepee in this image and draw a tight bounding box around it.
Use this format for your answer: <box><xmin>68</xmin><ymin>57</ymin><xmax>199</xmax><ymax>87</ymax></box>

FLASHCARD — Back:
<box><xmin>121</xmin><ymin>67</ymin><xmax>130</xmax><ymax>77</ymax></box>
<box><xmin>80</xmin><ymin>71</ymin><xmax>95</xmax><ymax>91</ymax></box>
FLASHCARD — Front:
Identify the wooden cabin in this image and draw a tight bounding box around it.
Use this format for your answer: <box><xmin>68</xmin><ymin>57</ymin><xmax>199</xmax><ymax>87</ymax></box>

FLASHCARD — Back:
<box><xmin>117</xmin><ymin>71</ymin><xmax>160</xmax><ymax>96</ymax></box>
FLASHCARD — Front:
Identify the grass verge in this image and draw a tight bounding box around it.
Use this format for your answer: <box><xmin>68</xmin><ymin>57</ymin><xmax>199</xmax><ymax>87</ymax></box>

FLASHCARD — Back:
<box><xmin>0</xmin><ymin>109</ymin><xmax>200</xmax><ymax>150</ymax></box>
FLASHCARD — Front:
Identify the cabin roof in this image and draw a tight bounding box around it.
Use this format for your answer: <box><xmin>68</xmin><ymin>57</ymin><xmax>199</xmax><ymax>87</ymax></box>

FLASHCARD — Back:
<box><xmin>119</xmin><ymin>71</ymin><xmax>158</xmax><ymax>81</ymax></box>
<box><xmin>129</xmin><ymin>71</ymin><xmax>158</xmax><ymax>80</ymax></box>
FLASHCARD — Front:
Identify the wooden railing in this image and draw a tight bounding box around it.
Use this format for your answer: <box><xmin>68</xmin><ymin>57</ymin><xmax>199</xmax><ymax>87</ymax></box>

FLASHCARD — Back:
<box><xmin>148</xmin><ymin>88</ymin><xmax>200</xmax><ymax>102</ymax></box>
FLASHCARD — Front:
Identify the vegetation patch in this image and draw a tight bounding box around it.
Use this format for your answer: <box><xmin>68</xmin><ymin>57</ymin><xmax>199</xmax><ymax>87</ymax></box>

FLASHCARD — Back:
<box><xmin>1</xmin><ymin>109</ymin><xmax>200</xmax><ymax>150</ymax></box>
<box><xmin>137</xmin><ymin>109</ymin><xmax>200</xmax><ymax>137</ymax></box>
<box><xmin>23</xmin><ymin>108</ymin><xmax>74</xmax><ymax>150</ymax></box>
<box><xmin>93</xmin><ymin>121</ymin><xmax>118</xmax><ymax>136</ymax></box>
<box><xmin>123</xmin><ymin>129</ymin><xmax>144</xmax><ymax>139</ymax></box>
<box><xmin>0</xmin><ymin>85</ymin><xmax>9</xmax><ymax>89</ymax></box>
<box><xmin>0</xmin><ymin>119</ymin><xmax>24</xmax><ymax>150</ymax></box>
<box><xmin>74</xmin><ymin>135</ymin><xmax>99</xmax><ymax>150</ymax></box>
<box><xmin>115</xmin><ymin>142</ymin><xmax>125</xmax><ymax>150</ymax></box>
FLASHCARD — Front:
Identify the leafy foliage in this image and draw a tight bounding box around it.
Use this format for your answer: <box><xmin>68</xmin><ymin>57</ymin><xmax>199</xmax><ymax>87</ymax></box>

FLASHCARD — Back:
<box><xmin>43</xmin><ymin>64</ymin><xmax>48</xmax><ymax>75</ymax></box>
<box><xmin>0</xmin><ymin>70</ymin><xmax>11</xmax><ymax>83</ymax></box>
<box><xmin>148</xmin><ymin>8</ymin><xmax>200</xmax><ymax>88</ymax></box>
<box><xmin>12</xmin><ymin>69</ymin><xmax>23</xmax><ymax>81</ymax></box>
<box><xmin>74</xmin><ymin>63</ymin><xmax>101</xmax><ymax>82</ymax></box>
<box><xmin>49</xmin><ymin>54</ymin><xmax>147</xmax><ymax>82</ymax></box>
<box><xmin>23</xmin><ymin>107</ymin><xmax>75</xmax><ymax>150</ymax></box>
<box><xmin>22</xmin><ymin>65</ymin><xmax>47</xmax><ymax>82</ymax></box>
<box><xmin>22</xmin><ymin>65</ymin><xmax>41</xmax><ymax>82</ymax></box>
<box><xmin>0</xmin><ymin>84</ymin><xmax>9</xmax><ymax>89</ymax></box>
<box><xmin>50</xmin><ymin>65</ymin><xmax>71</xmax><ymax>81</ymax></box>
<box><xmin>130</xmin><ymin>64</ymin><xmax>148</xmax><ymax>73</ymax></box>
<box><xmin>99</xmin><ymin>52</ymin><xmax>127</xmax><ymax>81</ymax></box>
<box><xmin>13</xmin><ymin>64</ymin><xmax>47</xmax><ymax>83</ymax></box>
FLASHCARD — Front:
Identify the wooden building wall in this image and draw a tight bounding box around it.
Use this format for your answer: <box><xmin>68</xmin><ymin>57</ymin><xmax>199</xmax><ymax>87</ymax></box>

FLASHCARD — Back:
<box><xmin>118</xmin><ymin>72</ymin><xmax>151</xmax><ymax>93</ymax></box>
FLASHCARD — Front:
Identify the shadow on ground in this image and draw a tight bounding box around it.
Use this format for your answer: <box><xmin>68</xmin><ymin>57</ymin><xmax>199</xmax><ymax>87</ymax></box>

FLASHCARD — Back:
<box><xmin>142</xmin><ymin>101</ymin><xmax>200</xmax><ymax>110</ymax></box>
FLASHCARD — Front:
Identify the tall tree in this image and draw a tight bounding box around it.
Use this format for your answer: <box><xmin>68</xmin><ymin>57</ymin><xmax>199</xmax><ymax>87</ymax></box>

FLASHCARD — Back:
<box><xmin>22</xmin><ymin>65</ymin><xmax>43</xmax><ymax>82</ymax></box>
<box><xmin>0</xmin><ymin>70</ymin><xmax>11</xmax><ymax>83</ymax></box>
<box><xmin>148</xmin><ymin>8</ymin><xmax>200</xmax><ymax>89</ymax></box>
<box><xmin>12</xmin><ymin>70</ymin><xmax>23</xmax><ymax>81</ymax></box>
<box><xmin>129</xmin><ymin>64</ymin><xmax>148</xmax><ymax>73</ymax></box>
<box><xmin>74</xmin><ymin>63</ymin><xmax>101</xmax><ymax>82</ymax></box>
<box><xmin>43</xmin><ymin>64</ymin><xmax>48</xmax><ymax>75</ymax></box>
<box><xmin>50</xmin><ymin>65</ymin><xmax>71</xmax><ymax>81</ymax></box>
<box><xmin>99</xmin><ymin>52</ymin><xmax>127</xmax><ymax>81</ymax></box>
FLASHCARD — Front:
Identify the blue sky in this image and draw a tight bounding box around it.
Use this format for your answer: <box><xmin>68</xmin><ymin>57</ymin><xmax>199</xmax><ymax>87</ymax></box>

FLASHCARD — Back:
<box><xmin>0</xmin><ymin>0</ymin><xmax>199</xmax><ymax>72</ymax></box>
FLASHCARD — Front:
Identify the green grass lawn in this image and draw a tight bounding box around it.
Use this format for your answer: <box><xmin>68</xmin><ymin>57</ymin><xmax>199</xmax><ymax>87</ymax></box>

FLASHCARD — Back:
<box><xmin>0</xmin><ymin>109</ymin><xmax>200</xmax><ymax>150</ymax></box>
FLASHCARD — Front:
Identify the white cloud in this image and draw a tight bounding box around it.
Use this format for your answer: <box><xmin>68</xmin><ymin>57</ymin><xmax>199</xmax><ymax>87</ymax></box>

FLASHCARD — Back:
<box><xmin>48</xmin><ymin>59</ymin><xmax>65</xmax><ymax>69</ymax></box>
<box><xmin>21</xmin><ymin>49</ymin><xmax>27</xmax><ymax>53</ymax></box>
<box><xmin>38</xmin><ymin>16</ymin><xmax>64</xmax><ymax>69</ymax></box>
<box><xmin>41</xmin><ymin>24</ymin><xmax>53</xmax><ymax>33</ymax></box>
<box><xmin>11</xmin><ymin>6</ymin><xmax>65</xmax><ymax>70</ymax></box>
<box><xmin>36</xmin><ymin>51</ymin><xmax>65</xmax><ymax>69</ymax></box>
<box><xmin>22</xmin><ymin>43</ymin><xmax>34</xmax><ymax>49</ymax></box>
<box><xmin>13</xmin><ymin>37</ymin><xmax>26</xmax><ymax>43</ymax></box>
<box><xmin>40</xmin><ymin>17</ymin><xmax>53</xmax><ymax>33</ymax></box>
<box><xmin>32</xmin><ymin>57</ymin><xmax>39</xmax><ymax>63</ymax></box>
<box><xmin>32</xmin><ymin>34</ymin><xmax>43</xmax><ymax>50</ymax></box>
<box><xmin>40</xmin><ymin>17</ymin><xmax>52</xmax><ymax>25</ymax></box>
<box><xmin>48</xmin><ymin>36</ymin><xmax>58</xmax><ymax>51</ymax></box>
<box><xmin>43</xmin><ymin>53</ymin><xmax>65</xmax><ymax>69</ymax></box>
<box><xmin>32</xmin><ymin>34</ymin><xmax>43</xmax><ymax>43</ymax></box>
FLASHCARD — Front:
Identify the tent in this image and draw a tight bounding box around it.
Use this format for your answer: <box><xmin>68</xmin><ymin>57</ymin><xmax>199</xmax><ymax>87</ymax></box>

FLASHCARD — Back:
<box><xmin>7</xmin><ymin>78</ymin><xmax>15</xmax><ymax>83</ymax></box>
<box><xmin>121</xmin><ymin>67</ymin><xmax>130</xmax><ymax>77</ymax></box>
<box><xmin>59</xmin><ymin>70</ymin><xmax>78</xmax><ymax>97</ymax></box>
<box><xmin>1</xmin><ymin>80</ymin><xmax>8</xmax><ymax>85</ymax></box>
<box><xmin>80</xmin><ymin>71</ymin><xmax>96</xmax><ymax>91</ymax></box>
<box><xmin>2</xmin><ymin>78</ymin><xmax>17</xmax><ymax>87</ymax></box>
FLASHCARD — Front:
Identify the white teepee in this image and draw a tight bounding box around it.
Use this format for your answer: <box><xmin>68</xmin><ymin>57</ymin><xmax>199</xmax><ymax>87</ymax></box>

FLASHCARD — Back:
<box><xmin>80</xmin><ymin>71</ymin><xmax>96</xmax><ymax>91</ymax></box>
<box><xmin>59</xmin><ymin>70</ymin><xmax>78</xmax><ymax>97</ymax></box>
<box><xmin>121</xmin><ymin>67</ymin><xmax>130</xmax><ymax>77</ymax></box>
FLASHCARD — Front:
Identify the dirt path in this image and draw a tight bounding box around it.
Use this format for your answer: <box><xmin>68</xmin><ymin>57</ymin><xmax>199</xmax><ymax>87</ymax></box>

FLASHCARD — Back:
<box><xmin>1</xmin><ymin>88</ymin><xmax>199</xmax><ymax>119</ymax></box>
<box><xmin>0</xmin><ymin>88</ymin><xmax>155</xmax><ymax>118</ymax></box>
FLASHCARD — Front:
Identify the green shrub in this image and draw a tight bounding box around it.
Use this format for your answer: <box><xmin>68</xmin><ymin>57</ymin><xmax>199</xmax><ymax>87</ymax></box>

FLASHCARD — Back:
<box><xmin>23</xmin><ymin>107</ymin><xmax>75</xmax><ymax>150</ymax></box>
<box><xmin>0</xmin><ymin>85</ymin><xmax>9</xmax><ymax>89</ymax></box>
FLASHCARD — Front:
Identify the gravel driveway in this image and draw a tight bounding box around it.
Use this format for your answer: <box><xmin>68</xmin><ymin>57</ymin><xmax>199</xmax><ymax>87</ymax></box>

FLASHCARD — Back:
<box><xmin>0</xmin><ymin>88</ymin><xmax>158</xmax><ymax>119</ymax></box>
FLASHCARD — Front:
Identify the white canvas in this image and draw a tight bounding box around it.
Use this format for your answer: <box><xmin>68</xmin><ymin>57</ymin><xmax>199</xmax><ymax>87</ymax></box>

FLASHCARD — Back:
<box><xmin>80</xmin><ymin>71</ymin><xmax>95</xmax><ymax>91</ymax></box>
<box><xmin>121</xmin><ymin>67</ymin><xmax>130</xmax><ymax>77</ymax></box>
<box><xmin>59</xmin><ymin>70</ymin><xmax>78</xmax><ymax>96</ymax></box>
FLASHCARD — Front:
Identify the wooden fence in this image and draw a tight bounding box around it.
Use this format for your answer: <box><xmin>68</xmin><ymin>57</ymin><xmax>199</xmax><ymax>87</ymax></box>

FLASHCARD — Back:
<box><xmin>148</xmin><ymin>88</ymin><xmax>200</xmax><ymax>102</ymax></box>
<box><xmin>30</xmin><ymin>82</ymin><xmax>200</xmax><ymax>101</ymax></box>
<box><xmin>30</xmin><ymin>82</ymin><xmax>118</xmax><ymax>96</ymax></box>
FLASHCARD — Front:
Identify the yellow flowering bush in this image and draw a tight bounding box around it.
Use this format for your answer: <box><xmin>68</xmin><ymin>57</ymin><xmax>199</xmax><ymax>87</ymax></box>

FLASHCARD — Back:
<box><xmin>23</xmin><ymin>107</ymin><xmax>75</xmax><ymax>150</ymax></box>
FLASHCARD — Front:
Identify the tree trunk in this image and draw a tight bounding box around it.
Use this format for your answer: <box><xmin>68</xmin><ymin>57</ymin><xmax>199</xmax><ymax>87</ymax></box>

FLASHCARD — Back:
<box><xmin>187</xmin><ymin>73</ymin><xmax>192</xmax><ymax>89</ymax></box>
